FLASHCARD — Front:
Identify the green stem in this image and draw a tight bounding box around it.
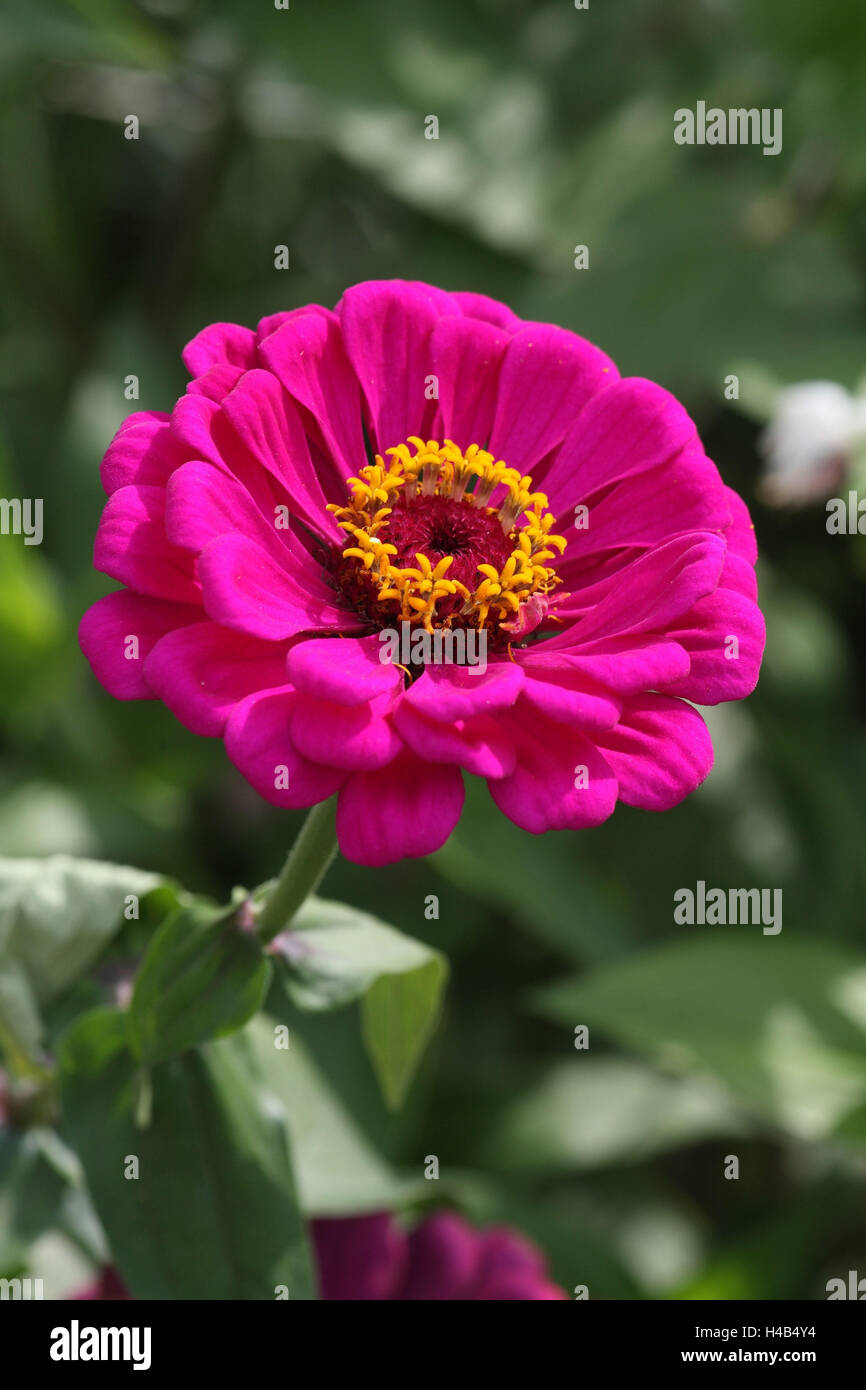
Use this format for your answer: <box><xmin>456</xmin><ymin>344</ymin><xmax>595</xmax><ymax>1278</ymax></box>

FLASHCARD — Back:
<box><xmin>256</xmin><ymin>796</ymin><xmax>339</xmax><ymax>943</ymax></box>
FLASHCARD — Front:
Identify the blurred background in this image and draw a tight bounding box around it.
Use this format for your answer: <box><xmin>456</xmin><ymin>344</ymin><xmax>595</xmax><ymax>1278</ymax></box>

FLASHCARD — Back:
<box><xmin>1</xmin><ymin>0</ymin><xmax>866</xmax><ymax>1299</ymax></box>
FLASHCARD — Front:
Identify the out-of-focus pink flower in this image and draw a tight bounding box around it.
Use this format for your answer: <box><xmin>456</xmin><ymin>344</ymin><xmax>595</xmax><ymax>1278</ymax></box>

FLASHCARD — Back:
<box><xmin>69</xmin><ymin>1211</ymin><xmax>565</xmax><ymax>1301</ymax></box>
<box><xmin>312</xmin><ymin>1211</ymin><xmax>565</xmax><ymax>1300</ymax></box>
<box><xmin>80</xmin><ymin>281</ymin><xmax>764</xmax><ymax>865</ymax></box>
<box><xmin>70</xmin><ymin>1266</ymin><xmax>130</xmax><ymax>1300</ymax></box>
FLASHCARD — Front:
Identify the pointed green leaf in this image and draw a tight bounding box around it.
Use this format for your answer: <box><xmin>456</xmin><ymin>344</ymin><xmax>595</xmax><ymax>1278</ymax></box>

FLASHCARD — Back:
<box><xmin>272</xmin><ymin>896</ymin><xmax>447</xmax><ymax>1108</ymax></box>
<box><xmin>0</xmin><ymin>856</ymin><xmax>162</xmax><ymax>1057</ymax></box>
<box><xmin>59</xmin><ymin>1008</ymin><xmax>315</xmax><ymax>1300</ymax></box>
<box><xmin>129</xmin><ymin>899</ymin><xmax>271</xmax><ymax>1065</ymax></box>
<box><xmin>534</xmin><ymin>934</ymin><xmax>866</xmax><ymax>1139</ymax></box>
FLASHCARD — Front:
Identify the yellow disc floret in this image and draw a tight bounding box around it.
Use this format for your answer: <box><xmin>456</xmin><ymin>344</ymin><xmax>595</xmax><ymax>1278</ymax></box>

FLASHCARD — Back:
<box><xmin>328</xmin><ymin>438</ymin><xmax>567</xmax><ymax>636</ymax></box>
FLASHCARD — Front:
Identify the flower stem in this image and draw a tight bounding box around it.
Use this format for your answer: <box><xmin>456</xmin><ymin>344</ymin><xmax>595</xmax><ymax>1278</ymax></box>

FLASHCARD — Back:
<box><xmin>256</xmin><ymin>796</ymin><xmax>339</xmax><ymax>943</ymax></box>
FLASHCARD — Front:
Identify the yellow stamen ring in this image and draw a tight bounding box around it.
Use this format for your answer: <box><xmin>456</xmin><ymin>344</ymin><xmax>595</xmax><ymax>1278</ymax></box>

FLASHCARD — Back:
<box><xmin>328</xmin><ymin>438</ymin><xmax>566</xmax><ymax>635</ymax></box>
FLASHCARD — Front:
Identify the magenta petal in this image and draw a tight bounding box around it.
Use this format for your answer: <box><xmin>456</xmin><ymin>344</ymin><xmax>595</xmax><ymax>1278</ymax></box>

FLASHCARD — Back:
<box><xmin>338</xmin><ymin>280</ymin><xmax>460</xmax><ymax>451</ymax></box>
<box><xmin>470</xmin><ymin>1273</ymin><xmax>567</xmax><ymax>1300</ymax></box>
<box><xmin>542</xmin><ymin>376</ymin><xmax>700</xmax><ymax>511</ymax></box>
<box><xmin>558</xmin><ymin>534</ymin><xmax>726</xmax><ymax>642</ymax></box>
<box><xmin>259</xmin><ymin>312</ymin><xmax>366</xmax><ymax>491</ymax></box>
<box><xmin>595</xmin><ymin>695</ymin><xmax>713</xmax><ymax>810</ymax></box>
<box><xmin>198</xmin><ymin>533</ymin><xmax>356</xmax><ymax>640</ymax></box>
<box><xmin>521</xmin><ymin>637</ymin><xmax>690</xmax><ymax>698</ymax></box>
<box><xmin>723</xmin><ymin>485</ymin><xmax>758</xmax><ymax>565</ymax></box>
<box><xmin>392</xmin><ymin>701</ymin><xmax>517</xmax><ymax>778</ymax></box>
<box><xmin>336</xmin><ymin>751</ymin><xmax>465</xmax><ymax>865</ymax></box>
<box><xmin>452</xmin><ymin>290</ymin><xmax>523</xmax><ymax>331</ymax></box>
<box><xmin>93</xmin><ymin>484</ymin><xmax>199</xmax><ymax>603</ymax></box>
<box><xmin>556</xmin><ymin>451</ymin><xmax>730</xmax><ymax>557</ymax></box>
<box><xmin>287</xmin><ymin>635</ymin><xmax>403</xmax><ymax>706</ymax></box>
<box><xmin>79</xmin><ymin>591</ymin><xmax>201</xmax><ymax>699</ymax></box>
<box><xmin>182</xmin><ymin>321</ymin><xmax>256</xmax><ymax>377</ymax></box>
<box><xmin>169</xmin><ymin>393</ymin><xmax>227</xmax><ymax>468</ymax></box>
<box><xmin>256</xmin><ymin>303</ymin><xmax>334</xmax><ymax>346</ymax></box>
<box><xmin>660</xmin><ymin>582</ymin><xmax>766</xmax><ymax>704</ymax></box>
<box><xmin>403</xmin><ymin>659</ymin><xmax>524</xmax><ymax>723</ymax></box>
<box><xmin>520</xmin><ymin>665</ymin><xmax>622</xmax><ymax>733</ymax></box>
<box><xmin>224</xmin><ymin>688</ymin><xmax>346</xmax><ymax>808</ymax></box>
<box><xmin>312</xmin><ymin>1215</ymin><xmax>407</xmax><ymax>1301</ymax></box>
<box><xmin>220</xmin><ymin>370</ymin><xmax>337</xmax><ymax>539</ymax></box>
<box><xmin>100</xmin><ymin>412</ymin><xmax>183</xmax><ymax>495</ymax></box>
<box><xmin>70</xmin><ymin>1267</ymin><xmax>130</xmax><ymax>1302</ymax></box>
<box><xmin>144</xmin><ymin>622</ymin><xmax>291</xmax><ymax>736</ymax></box>
<box><xmin>164</xmin><ymin>459</ymin><xmax>296</xmax><ymax>568</ymax></box>
<box><xmin>488</xmin><ymin>703</ymin><xmax>618</xmax><ymax>833</ymax></box>
<box><xmin>398</xmin><ymin>1213</ymin><xmax>482</xmax><ymax>1300</ymax></box>
<box><xmin>475</xmin><ymin>1228</ymin><xmax>547</xmax><ymax>1282</ymax></box>
<box><xmin>185</xmin><ymin>362</ymin><xmax>246</xmax><ymax>402</ymax></box>
<box><xmin>430</xmin><ymin>317</ymin><xmax>508</xmax><ymax>449</ymax></box>
<box><xmin>170</xmin><ymin>406</ymin><xmax>324</xmax><ymax>564</ymax></box>
<box><xmin>488</xmin><ymin>324</ymin><xmax>618</xmax><ymax>474</ymax></box>
<box><xmin>290</xmin><ymin>692</ymin><xmax>403</xmax><ymax>771</ymax></box>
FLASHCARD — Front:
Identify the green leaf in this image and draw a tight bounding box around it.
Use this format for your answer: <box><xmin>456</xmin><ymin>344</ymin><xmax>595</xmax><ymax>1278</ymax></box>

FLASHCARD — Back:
<box><xmin>534</xmin><ymin>934</ymin><xmax>866</xmax><ymax>1140</ymax></box>
<box><xmin>274</xmin><ymin>895</ymin><xmax>447</xmax><ymax>1109</ymax></box>
<box><xmin>129</xmin><ymin>899</ymin><xmax>271</xmax><ymax>1065</ymax></box>
<box><xmin>0</xmin><ymin>856</ymin><xmax>162</xmax><ymax>1058</ymax></box>
<box><xmin>480</xmin><ymin>1059</ymin><xmax>743</xmax><ymax>1173</ymax></box>
<box><xmin>361</xmin><ymin>961</ymin><xmax>445</xmax><ymax>1110</ymax></box>
<box><xmin>434</xmin><ymin>779</ymin><xmax>635</xmax><ymax>964</ymax></box>
<box><xmin>239</xmin><ymin>1014</ymin><xmax>424</xmax><ymax>1216</ymax></box>
<box><xmin>670</xmin><ymin>1190</ymin><xmax>842</xmax><ymax>1301</ymax></box>
<box><xmin>59</xmin><ymin>1008</ymin><xmax>315</xmax><ymax>1300</ymax></box>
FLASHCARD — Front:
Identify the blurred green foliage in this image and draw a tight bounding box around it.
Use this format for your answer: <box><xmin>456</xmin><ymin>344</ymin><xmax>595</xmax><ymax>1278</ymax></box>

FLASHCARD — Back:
<box><xmin>1</xmin><ymin>0</ymin><xmax>865</xmax><ymax>1299</ymax></box>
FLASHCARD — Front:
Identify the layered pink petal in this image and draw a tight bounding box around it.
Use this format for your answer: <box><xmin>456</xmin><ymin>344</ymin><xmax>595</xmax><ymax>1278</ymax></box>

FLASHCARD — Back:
<box><xmin>93</xmin><ymin>484</ymin><xmax>199</xmax><ymax>603</ymax></box>
<box><xmin>287</xmin><ymin>634</ymin><xmax>403</xmax><ymax>705</ymax></box>
<box><xmin>79</xmin><ymin>592</ymin><xmax>201</xmax><ymax>699</ymax></box>
<box><xmin>100</xmin><ymin>412</ymin><xmax>184</xmax><ymax>496</ymax></box>
<box><xmin>541</xmin><ymin>376</ymin><xmax>700</xmax><ymax>512</ymax></box>
<box><xmin>398</xmin><ymin>1213</ymin><xmax>481</xmax><ymax>1300</ymax></box>
<box><xmin>519</xmin><ymin>665</ymin><xmax>622</xmax><ymax>732</ymax></box>
<box><xmin>452</xmin><ymin>290</ymin><xmax>522</xmax><ymax>331</ymax></box>
<box><xmin>336</xmin><ymin>751</ymin><xmax>465</xmax><ymax>865</ymax></box>
<box><xmin>290</xmin><ymin>692</ymin><xmax>403</xmax><ymax>771</ymax></box>
<box><xmin>144</xmin><ymin>622</ymin><xmax>291</xmax><ymax>736</ymax></box>
<box><xmin>402</xmin><ymin>659</ymin><xmax>524</xmax><ymax>722</ymax></box>
<box><xmin>488</xmin><ymin>324</ymin><xmax>618</xmax><ymax>475</ymax></box>
<box><xmin>338</xmin><ymin>280</ymin><xmax>460</xmax><ymax>451</ymax></box>
<box><xmin>518</xmin><ymin>636</ymin><xmax>691</xmax><ymax>698</ymax></box>
<box><xmin>259</xmin><ymin>312</ymin><xmax>366</xmax><ymax>491</ymax></box>
<box><xmin>488</xmin><ymin>704</ymin><xmax>618</xmax><ymax>833</ymax></box>
<box><xmin>392</xmin><ymin>701</ymin><xmax>517</xmax><ymax>778</ymax></box>
<box><xmin>658</xmin><ymin>580</ymin><xmax>766</xmax><ymax>704</ymax></box>
<box><xmin>723</xmin><ymin>485</ymin><xmax>758</xmax><ymax>565</ymax></box>
<box><xmin>164</xmin><ymin>459</ymin><xmax>297</xmax><ymax>569</ymax></box>
<box><xmin>312</xmin><ymin>1215</ymin><xmax>406</xmax><ymax>1302</ymax></box>
<box><xmin>555</xmin><ymin>452</ymin><xmax>731</xmax><ymax>561</ymax></box>
<box><xmin>197</xmin><ymin>533</ymin><xmax>356</xmax><ymax>640</ymax></box>
<box><xmin>185</xmin><ymin>362</ymin><xmax>245</xmax><ymax>402</ymax></box>
<box><xmin>219</xmin><ymin>370</ymin><xmax>337</xmax><ymax>539</ymax></box>
<box><xmin>182</xmin><ymin>321</ymin><xmax>256</xmax><ymax>377</ymax></box>
<box><xmin>224</xmin><ymin>688</ymin><xmax>346</xmax><ymax>808</ymax></box>
<box><xmin>430</xmin><ymin>317</ymin><xmax>508</xmax><ymax>448</ymax></box>
<box><xmin>595</xmin><ymin>695</ymin><xmax>714</xmax><ymax>810</ymax></box>
<box><xmin>552</xmin><ymin>533</ymin><xmax>726</xmax><ymax>639</ymax></box>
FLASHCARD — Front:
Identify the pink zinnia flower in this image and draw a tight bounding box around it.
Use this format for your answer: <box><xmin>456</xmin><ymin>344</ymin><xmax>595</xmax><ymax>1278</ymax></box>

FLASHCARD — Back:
<box><xmin>70</xmin><ymin>1212</ymin><xmax>565</xmax><ymax>1301</ymax></box>
<box><xmin>79</xmin><ymin>281</ymin><xmax>764</xmax><ymax>866</ymax></box>
<box><xmin>311</xmin><ymin>1211</ymin><xmax>565</xmax><ymax>1300</ymax></box>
